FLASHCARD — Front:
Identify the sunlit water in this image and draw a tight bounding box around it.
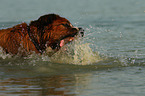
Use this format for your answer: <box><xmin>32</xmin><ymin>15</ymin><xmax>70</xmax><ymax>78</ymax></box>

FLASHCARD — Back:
<box><xmin>0</xmin><ymin>0</ymin><xmax>145</xmax><ymax>96</ymax></box>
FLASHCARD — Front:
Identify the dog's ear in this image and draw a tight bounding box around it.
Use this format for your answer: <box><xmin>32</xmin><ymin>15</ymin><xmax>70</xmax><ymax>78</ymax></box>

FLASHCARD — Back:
<box><xmin>29</xmin><ymin>14</ymin><xmax>60</xmax><ymax>39</ymax></box>
<box><xmin>28</xmin><ymin>14</ymin><xmax>60</xmax><ymax>51</ymax></box>
<box><xmin>38</xmin><ymin>14</ymin><xmax>60</xmax><ymax>26</ymax></box>
<box><xmin>29</xmin><ymin>14</ymin><xmax>60</xmax><ymax>29</ymax></box>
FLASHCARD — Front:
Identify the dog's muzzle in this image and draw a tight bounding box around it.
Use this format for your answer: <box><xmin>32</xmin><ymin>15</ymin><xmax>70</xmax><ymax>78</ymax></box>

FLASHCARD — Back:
<box><xmin>79</xmin><ymin>27</ymin><xmax>84</xmax><ymax>37</ymax></box>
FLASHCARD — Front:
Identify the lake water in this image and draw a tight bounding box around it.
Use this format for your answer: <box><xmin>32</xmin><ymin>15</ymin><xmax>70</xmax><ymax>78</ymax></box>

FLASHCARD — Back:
<box><xmin>0</xmin><ymin>0</ymin><xmax>145</xmax><ymax>96</ymax></box>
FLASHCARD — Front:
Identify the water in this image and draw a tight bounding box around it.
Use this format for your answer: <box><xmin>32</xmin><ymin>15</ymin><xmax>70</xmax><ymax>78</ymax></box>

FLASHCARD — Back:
<box><xmin>0</xmin><ymin>0</ymin><xmax>145</xmax><ymax>96</ymax></box>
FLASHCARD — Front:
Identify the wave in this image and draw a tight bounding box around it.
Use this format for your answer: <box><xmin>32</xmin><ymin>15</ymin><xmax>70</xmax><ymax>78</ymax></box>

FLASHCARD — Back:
<box><xmin>0</xmin><ymin>37</ymin><xmax>144</xmax><ymax>67</ymax></box>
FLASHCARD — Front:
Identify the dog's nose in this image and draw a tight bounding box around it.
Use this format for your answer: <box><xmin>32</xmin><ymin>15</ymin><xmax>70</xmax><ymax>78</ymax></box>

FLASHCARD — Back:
<box><xmin>79</xmin><ymin>27</ymin><xmax>84</xmax><ymax>37</ymax></box>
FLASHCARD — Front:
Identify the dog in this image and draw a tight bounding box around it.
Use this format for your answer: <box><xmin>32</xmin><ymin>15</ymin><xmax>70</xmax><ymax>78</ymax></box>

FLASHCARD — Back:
<box><xmin>0</xmin><ymin>14</ymin><xmax>84</xmax><ymax>56</ymax></box>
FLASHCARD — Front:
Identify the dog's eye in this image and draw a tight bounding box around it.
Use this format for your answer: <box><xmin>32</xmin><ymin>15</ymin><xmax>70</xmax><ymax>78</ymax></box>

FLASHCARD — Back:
<box><xmin>62</xmin><ymin>24</ymin><xmax>70</xmax><ymax>28</ymax></box>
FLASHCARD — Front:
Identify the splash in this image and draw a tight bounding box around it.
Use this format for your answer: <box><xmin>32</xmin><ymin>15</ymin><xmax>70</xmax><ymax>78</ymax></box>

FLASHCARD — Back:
<box><xmin>49</xmin><ymin>39</ymin><xmax>102</xmax><ymax>65</ymax></box>
<box><xmin>0</xmin><ymin>47</ymin><xmax>12</xmax><ymax>59</ymax></box>
<box><xmin>0</xmin><ymin>39</ymin><xmax>102</xmax><ymax>65</ymax></box>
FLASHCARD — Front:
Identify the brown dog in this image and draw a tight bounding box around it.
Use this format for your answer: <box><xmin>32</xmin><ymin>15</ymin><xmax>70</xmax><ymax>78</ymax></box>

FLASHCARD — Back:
<box><xmin>0</xmin><ymin>14</ymin><xmax>84</xmax><ymax>56</ymax></box>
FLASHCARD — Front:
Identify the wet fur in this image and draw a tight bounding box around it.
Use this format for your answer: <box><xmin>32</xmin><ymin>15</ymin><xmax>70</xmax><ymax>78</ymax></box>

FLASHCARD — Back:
<box><xmin>0</xmin><ymin>14</ymin><xmax>79</xmax><ymax>56</ymax></box>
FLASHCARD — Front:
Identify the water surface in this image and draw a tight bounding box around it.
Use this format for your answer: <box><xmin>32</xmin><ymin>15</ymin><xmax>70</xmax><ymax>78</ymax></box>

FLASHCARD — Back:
<box><xmin>0</xmin><ymin>0</ymin><xmax>145</xmax><ymax>96</ymax></box>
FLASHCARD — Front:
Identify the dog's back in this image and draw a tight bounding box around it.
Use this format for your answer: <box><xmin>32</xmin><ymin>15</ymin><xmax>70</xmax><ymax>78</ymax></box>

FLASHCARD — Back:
<box><xmin>0</xmin><ymin>23</ymin><xmax>38</xmax><ymax>55</ymax></box>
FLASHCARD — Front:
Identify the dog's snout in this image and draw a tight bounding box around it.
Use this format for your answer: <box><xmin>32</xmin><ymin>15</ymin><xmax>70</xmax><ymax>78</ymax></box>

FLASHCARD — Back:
<box><xmin>79</xmin><ymin>27</ymin><xmax>84</xmax><ymax>37</ymax></box>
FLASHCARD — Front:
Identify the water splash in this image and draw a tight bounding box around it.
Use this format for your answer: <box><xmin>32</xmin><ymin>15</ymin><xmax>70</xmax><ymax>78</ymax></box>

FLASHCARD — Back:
<box><xmin>49</xmin><ymin>39</ymin><xmax>102</xmax><ymax>65</ymax></box>
<box><xmin>0</xmin><ymin>47</ymin><xmax>12</xmax><ymax>59</ymax></box>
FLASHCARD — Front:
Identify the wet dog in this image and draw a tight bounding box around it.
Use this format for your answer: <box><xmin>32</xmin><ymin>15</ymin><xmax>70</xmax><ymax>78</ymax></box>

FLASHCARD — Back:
<box><xmin>0</xmin><ymin>14</ymin><xmax>84</xmax><ymax>56</ymax></box>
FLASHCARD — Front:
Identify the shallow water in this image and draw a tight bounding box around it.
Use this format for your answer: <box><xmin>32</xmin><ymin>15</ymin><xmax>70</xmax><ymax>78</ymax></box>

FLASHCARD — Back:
<box><xmin>0</xmin><ymin>0</ymin><xmax>145</xmax><ymax>96</ymax></box>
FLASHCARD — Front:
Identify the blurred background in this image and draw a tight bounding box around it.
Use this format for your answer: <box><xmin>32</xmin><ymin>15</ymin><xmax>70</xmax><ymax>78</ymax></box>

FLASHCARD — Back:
<box><xmin>0</xmin><ymin>0</ymin><xmax>145</xmax><ymax>23</ymax></box>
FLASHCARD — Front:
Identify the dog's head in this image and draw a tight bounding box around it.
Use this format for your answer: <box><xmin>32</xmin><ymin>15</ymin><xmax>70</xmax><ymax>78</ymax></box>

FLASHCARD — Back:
<box><xmin>29</xmin><ymin>14</ymin><xmax>84</xmax><ymax>53</ymax></box>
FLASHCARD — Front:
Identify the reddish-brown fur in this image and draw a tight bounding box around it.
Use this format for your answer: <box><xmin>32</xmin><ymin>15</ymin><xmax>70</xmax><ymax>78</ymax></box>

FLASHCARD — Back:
<box><xmin>0</xmin><ymin>14</ymin><xmax>80</xmax><ymax>56</ymax></box>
